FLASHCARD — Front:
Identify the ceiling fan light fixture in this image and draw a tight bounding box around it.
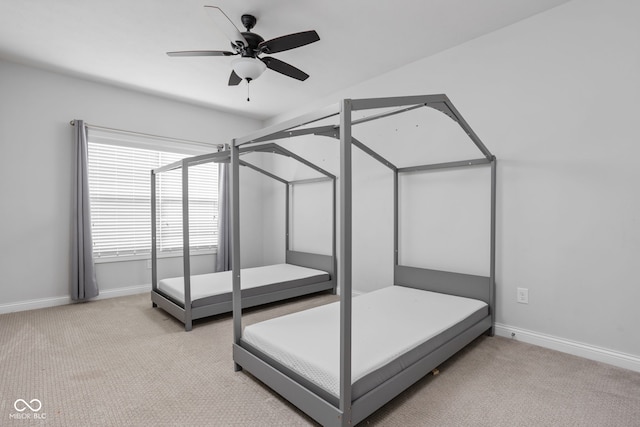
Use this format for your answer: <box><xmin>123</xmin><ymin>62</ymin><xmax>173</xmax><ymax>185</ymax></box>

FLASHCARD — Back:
<box><xmin>232</xmin><ymin>57</ymin><xmax>266</xmax><ymax>81</ymax></box>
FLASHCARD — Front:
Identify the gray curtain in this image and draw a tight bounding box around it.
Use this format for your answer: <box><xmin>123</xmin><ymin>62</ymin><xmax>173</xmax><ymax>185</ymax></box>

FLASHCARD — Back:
<box><xmin>215</xmin><ymin>161</ymin><xmax>231</xmax><ymax>272</ymax></box>
<box><xmin>71</xmin><ymin>120</ymin><xmax>99</xmax><ymax>300</ymax></box>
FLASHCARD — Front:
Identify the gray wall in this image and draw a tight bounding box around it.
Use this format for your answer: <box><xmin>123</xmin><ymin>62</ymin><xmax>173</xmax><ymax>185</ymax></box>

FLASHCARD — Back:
<box><xmin>0</xmin><ymin>58</ymin><xmax>263</xmax><ymax>310</ymax></box>
<box><xmin>264</xmin><ymin>0</ymin><xmax>640</xmax><ymax>363</ymax></box>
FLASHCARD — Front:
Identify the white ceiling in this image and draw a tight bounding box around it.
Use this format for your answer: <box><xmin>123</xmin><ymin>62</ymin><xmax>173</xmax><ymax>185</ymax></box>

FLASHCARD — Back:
<box><xmin>0</xmin><ymin>0</ymin><xmax>571</xmax><ymax>120</ymax></box>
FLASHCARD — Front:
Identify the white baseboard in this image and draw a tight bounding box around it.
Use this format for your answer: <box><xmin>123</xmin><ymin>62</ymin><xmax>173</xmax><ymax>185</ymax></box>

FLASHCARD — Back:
<box><xmin>494</xmin><ymin>323</ymin><xmax>640</xmax><ymax>373</ymax></box>
<box><xmin>0</xmin><ymin>295</ymin><xmax>72</xmax><ymax>315</ymax></box>
<box><xmin>0</xmin><ymin>284</ymin><xmax>151</xmax><ymax>315</ymax></box>
<box><xmin>95</xmin><ymin>284</ymin><xmax>151</xmax><ymax>300</ymax></box>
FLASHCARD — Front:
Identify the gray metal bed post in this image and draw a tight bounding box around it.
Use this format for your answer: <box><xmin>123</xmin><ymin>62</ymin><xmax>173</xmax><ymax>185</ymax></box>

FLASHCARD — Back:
<box><xmin>181</xmin><ymin>159</ymin><xmax>192</xmax><ymax>331</ymax></box>
<box><xmin>339</xmin><ymin>98</ymin><xmax>353</xmax><ymax>425</ymax></box>
<box><xmin>285</xmin><ymin>183</ymin><xmax>290</xmax><ymax>252</ymax></box>
<box><xmin>231</xmin><ymin>140</ymin><xmax>242</xmax><ymax>371</ymax></box>
<box><xmin>151</xmin><ymin>170</ymin><xmax>158</xmax><ymax>305</ymax></box>
<box><xmin>394</xmin><ymin>169</ymin><xmax>399</xmax><ymax>267</ymax></box>
<box><xmin>393</xmin><ymin>153</ymin><xmax>401</xmax><ymax>310</ymax></box>
<box><xmin>489</xmin><ymin>157</ymin><xmax>497</xmax><ymax>336</ymax></box>
<box><xmin>332</xmin><ymin>177</ymin><xmax>337</xmax><ymax>294</ymax></box>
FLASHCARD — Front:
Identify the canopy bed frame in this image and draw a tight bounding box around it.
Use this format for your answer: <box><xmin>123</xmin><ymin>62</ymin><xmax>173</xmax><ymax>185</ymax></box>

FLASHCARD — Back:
<box><xmin>151</xmin><ymin>143</ymin><xmax>337</xmax><ymax>331</ymax></box>
<box><xmin>229</xmin><ymin>94</ymin><xmax>496</xmax><ymax>425</ymax></box>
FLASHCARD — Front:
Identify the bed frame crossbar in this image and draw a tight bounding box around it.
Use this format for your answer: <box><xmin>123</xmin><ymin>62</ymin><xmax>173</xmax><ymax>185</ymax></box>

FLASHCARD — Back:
<box><xmin>288</xmin><ymin>177</ymin><xmax>333</xmax><ymax>185</ymax></box>
<box><xmin>239</xmin><ymin>160</ymin><xmax>289</xmax><ymax>185</ymax></box>
<box><xmin>398</xmin><ymin>157</ymin><xmax>492</xmax><ymax>173</ymax></box>
<box><xmin>243</xmin><ymin>142</ymin><xmax>336</xmax><ymax>180</ymax></box>
<box><xmin>235</xmin><ymin>103</ymin><xmax>341</xmax><ymax>146</ymax></box>
<box><xmin>351</xmin><ymin>137</ymin><xmax>397</xmax><ymax>171</ymax></box>
<box><xmin>246</xmin><ymin>124</ymin><xmax>338</xmax><ymax>144</ymax></box>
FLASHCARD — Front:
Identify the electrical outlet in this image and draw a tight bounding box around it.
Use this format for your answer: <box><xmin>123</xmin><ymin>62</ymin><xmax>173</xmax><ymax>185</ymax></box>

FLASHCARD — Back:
<box><xmin>517</xmin><ymin>287</ymin><xmax>529</xmax><ymax>304</ymax></box>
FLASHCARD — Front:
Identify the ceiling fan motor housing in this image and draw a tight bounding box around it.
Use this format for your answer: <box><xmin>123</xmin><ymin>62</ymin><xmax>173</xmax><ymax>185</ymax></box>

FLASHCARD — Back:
<box><xmin>239</xmin><ymin>31</ymin><xmax>264</xmax><ymax>57</ymax></box>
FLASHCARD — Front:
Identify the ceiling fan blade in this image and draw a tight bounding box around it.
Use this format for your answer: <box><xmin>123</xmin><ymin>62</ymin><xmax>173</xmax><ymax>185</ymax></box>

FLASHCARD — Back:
<box><xmin>261</xmin><ymin>57</ymin><xmax>309</xmax><ymax>81</ymax></box>
<box><xmin>204</xmin><ymin>6</ymin><xmax>248</xmax><ymax>49</ymax></box>
<box><xmin>259</xmin><ymin>30</ymin><xmax>319</xmax><ymax>54</ymax></box>
<box><xmin>167</xmin><ymin>50</ymin><xmax>236</xmax><ymax>57</ymax></box>
<box><xmin>228</xmin><ymin>70</ymin><xmax>242</xmax><ymax>86</ymax></box>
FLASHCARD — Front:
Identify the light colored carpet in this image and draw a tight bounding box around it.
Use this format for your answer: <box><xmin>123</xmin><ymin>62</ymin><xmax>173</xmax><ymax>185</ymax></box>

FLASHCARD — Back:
<box><xmin>1</xmin><ymin>292</ymin><xmax>639</xmax><ymax>426</ymax></box>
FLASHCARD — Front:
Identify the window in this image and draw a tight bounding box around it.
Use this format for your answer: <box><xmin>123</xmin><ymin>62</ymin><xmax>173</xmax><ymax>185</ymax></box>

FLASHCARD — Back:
<box><xmin>87</xmin><ymin>135</ymin><xmax>218</xmax><ymax>260</ymax></box>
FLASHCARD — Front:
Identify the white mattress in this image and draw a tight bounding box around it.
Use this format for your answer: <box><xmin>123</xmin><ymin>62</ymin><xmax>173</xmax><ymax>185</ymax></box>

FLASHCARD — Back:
<box><xmin>242</xmin><ymin>286</ymin><xmax>487</xmax><ymax>397</ymax></box>
<box><xmin>157</xmin><ymin>263</ymin><xmax>328</xmax><ymax>304</ymax></box>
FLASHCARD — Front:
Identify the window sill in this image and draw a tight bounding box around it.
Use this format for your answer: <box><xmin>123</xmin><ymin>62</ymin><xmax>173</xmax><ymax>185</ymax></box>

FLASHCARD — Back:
<box><xmin>94</xmin><ymin>249</ymin><xmax>217</xmax><ymax>264</ymax></box>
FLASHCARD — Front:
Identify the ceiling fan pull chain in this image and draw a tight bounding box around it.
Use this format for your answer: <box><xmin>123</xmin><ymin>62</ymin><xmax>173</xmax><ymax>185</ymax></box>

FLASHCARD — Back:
<box><xmin>246</xmin><ymin>79</ymin><xmax>251</xmax><ymax>102</ymax></box>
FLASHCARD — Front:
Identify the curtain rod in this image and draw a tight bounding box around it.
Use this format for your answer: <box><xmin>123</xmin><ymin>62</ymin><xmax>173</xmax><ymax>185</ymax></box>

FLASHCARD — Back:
<box><xmin>69</xmin><ymin>120</ymin><xmax>225</xmax><ymax>150</ymax></box>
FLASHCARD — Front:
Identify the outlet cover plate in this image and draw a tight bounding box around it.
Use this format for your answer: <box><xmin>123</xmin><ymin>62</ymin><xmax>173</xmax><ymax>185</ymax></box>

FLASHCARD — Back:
<box><xmin>517</xmin><ymin>287</ymin><xmax>529</xmax><ymax>304</ymax></box>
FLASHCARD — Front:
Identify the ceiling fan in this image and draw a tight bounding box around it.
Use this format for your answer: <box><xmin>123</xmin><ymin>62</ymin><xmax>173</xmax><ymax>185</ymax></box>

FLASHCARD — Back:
<box><xmin>167</xmin><ymin>6</ymin><xmax>320</xmax><ymax>90</ymax></box>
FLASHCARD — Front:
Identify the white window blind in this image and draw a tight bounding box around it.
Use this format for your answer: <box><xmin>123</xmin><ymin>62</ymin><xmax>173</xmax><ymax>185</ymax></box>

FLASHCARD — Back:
<box><xmin>87</xmin><ymin>142</ymin><xmax>218</xmax><ymax>259</ymax></box>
